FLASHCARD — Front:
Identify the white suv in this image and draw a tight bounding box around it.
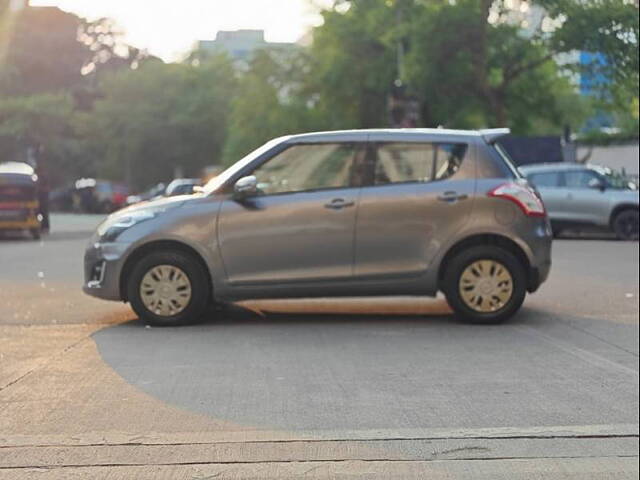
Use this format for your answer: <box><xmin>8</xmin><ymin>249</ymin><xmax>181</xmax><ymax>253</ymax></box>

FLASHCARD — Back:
<box><xmin>521</xmin><ymin>163</ymin><xmax>639</xmax><ymax>240</ymax></box>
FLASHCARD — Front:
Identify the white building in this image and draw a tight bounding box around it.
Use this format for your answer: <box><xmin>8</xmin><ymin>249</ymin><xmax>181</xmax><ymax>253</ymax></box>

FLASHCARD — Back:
<box><xmin>197</xmin><ymin>30</ymin><xmax>296</xmax><ymax>62</ymax></box>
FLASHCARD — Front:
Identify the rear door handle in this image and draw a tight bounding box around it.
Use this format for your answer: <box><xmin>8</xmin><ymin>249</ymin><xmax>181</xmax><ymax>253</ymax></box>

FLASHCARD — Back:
<box><xmin>324</xmin><ymin>198</ymin><xmax>355</xmax><ymax>210</ymax></box>
<box><xmin>437</xmin><ymin>191</ymin><xmax>468</xmax><ymax>203</ymax></box>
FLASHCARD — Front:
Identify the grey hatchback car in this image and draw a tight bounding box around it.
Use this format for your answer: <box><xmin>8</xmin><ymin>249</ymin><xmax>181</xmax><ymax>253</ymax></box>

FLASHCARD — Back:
<box><xmin>84</xmin><ymin>128</ymin><xmax>552</xmax><ymax>326</ymax></box>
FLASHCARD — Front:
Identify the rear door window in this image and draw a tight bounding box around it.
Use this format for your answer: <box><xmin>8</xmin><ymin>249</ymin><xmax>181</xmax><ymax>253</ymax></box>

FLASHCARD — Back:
<box><xmin>529</xmin><ymin>172</ymin><xmax>562</xmax><ymax>188</ymax></box>
<box><xmin>564</xmin><ymin>170</ymin><xmax>601</xmax><ymax>189</ymax></box>
<box><xmin>371</xmin><ymin>142</ymin><xmax>467</xmax><ymax>186</ymax></box>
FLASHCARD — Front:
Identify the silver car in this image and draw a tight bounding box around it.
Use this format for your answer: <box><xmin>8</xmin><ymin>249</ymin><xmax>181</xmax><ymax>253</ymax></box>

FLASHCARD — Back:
<box><xmin>520</xmin><ymin>163</ymin><xmax>639</xmax><ymax>240</ymax></box>
<box><xmin>84</xmin><ymin>128</ymin><xmax>552</xmax><ymax>326</ymax></box>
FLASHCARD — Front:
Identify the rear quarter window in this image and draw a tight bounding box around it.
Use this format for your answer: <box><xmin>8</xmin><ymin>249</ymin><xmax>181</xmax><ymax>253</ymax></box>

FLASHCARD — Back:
<box><xmin>478</xmin><ymin>143</ymin><xmax>521</xmax><ymax>179</ymax></box>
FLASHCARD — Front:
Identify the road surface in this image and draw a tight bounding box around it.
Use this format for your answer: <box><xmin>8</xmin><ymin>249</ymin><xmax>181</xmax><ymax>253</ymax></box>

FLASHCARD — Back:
<box><xmin>0</xmin><ymin>214</ymin><xmax>638</xmax><ymax>479</ymax></box>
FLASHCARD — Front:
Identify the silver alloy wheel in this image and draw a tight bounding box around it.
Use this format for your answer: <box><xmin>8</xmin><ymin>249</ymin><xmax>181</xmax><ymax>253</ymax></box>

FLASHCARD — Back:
<box><xmin>140</xmin><ymin>265</ymin><xmax>192</xmax><ymax>317</ymax></box>
<box><xmin>458</xmin><ymin>259</ymin><xmax>514</xmax><ymax>313</ymax></box>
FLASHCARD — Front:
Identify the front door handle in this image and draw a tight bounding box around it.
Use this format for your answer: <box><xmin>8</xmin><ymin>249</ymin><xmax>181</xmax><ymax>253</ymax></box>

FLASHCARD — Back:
<box><xmin>437</xmin><ymin>191</ymin><xmax>468</xmax><ymax>203</ymax></box>
<box><xmin>324</xmin><ymin>198</ymin><xmax>355</xmax><ymax>210</ymax></box>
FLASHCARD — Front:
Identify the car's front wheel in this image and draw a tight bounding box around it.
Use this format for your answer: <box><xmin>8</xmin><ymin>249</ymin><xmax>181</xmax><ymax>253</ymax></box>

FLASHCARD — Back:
<box><xmin>443</xmin><ymin>246</ymin><xmax>527</xmax><ymax>324</ymax></box>
<box><xmin>127</xmin><ymin>250</ymin><xmax>210</xmax><ymax>326</ymax></box>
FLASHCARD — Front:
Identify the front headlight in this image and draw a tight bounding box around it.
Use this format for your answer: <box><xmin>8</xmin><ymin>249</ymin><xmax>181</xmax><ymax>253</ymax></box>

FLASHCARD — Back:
<box><xmin>97</xmin><ymin>210</ymin><xmax>159</xmax><ymax>242</ymax></box>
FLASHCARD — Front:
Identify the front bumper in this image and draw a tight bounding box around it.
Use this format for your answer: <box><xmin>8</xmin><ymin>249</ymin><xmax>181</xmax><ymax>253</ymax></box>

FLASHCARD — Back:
<box><xmin>83</xmin><ymin>241</ymin><xmax>130</xmax><ymax>301</ymax></box>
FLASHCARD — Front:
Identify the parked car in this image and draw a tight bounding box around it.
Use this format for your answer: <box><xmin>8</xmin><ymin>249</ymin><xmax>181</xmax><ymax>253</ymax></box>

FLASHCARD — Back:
<box><xmin>73</xmin><ymin>179</ymin><xmax>129</xmax><ymax>213</ymax></box>
<box><xmin>520</xmin><ymin>163</ymin><xmax>639</xmax><ymax>240</ymax></box>
<box><xmin>126</xmin><ymin>179</ymin><xmax>202</xmax><ymax>206</ymax></box>
<box><xmin>84</xmin><ymin>128</ymin><xmax>552</xmax><ymax>326</ymax></box>
<box><xmin>126</xmin><ymin>183</ymin><xmax>166</xmax><ymax>206</ymax></box>
<box><xmin>165</xmin><ymin>178</ymin><xmax>202</xmax><ymax>197</ymax></box>
<box><xmin>0</xmin><ymin>162</ymin><xmax>41</xmax><ymax>239</ymax></box>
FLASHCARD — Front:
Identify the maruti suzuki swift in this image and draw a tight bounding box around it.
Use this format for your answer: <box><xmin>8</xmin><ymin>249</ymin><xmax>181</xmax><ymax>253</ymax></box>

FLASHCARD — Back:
<box><xmin>84</xmin><ymin>128</ymin><xmax>552</xmax><ymax>325</ymax></box>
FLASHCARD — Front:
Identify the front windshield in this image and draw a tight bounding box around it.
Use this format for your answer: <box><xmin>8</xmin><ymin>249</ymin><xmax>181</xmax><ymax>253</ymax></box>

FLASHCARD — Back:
<box><xmin>203</xmin><ymin>138</ymin><xmax>286</xmax><ymax>195</ymax></box>
<box><xmin>592</xmin><ymin>166</ymin><xmax>638</xmax><ymax>190</ymax></box>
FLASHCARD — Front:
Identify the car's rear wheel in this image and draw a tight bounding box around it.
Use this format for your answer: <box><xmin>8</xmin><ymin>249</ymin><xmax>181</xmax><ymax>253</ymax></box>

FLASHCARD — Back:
<box><xmin>443</xmin><ymin>246</ymin><xmax>527</xmax><ymax>324</ymax></box>
<box><xmin>612</xmin><ymin>209</ymin><xmax>639</xmax><ymax>241</ymax></box>
<box><xmin>127</xmin><ymin>250</ymin><xmax>210</xmax><ymax>326</ymax></box>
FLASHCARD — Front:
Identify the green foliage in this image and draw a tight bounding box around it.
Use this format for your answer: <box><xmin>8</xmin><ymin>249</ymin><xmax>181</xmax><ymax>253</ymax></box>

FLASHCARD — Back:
<box><xmin>307</xmin><ymin>0</ymin><xmax>399</xmax><ymax>128</ymax></box>
<box><xmin>222</xmin><ymin>49</ymin><xmax>328</xmax><ymax>165</ymax></box>
<box><xmin>0</xmin><ymin>93</ymin><xmax>83</xmax><ymax>184</ymax></box>
<box><xmin>1</xmin><ymin>0</ymin><xmax>639</xmax><ymax>189</ymax></box>
<box><xmin>82</xmin><ymin>57</ymin><xmax>236</xmax><ymax>188</ymax></box>
<box><xmin>536</xmin><ymin>0</ymin><xmax>639</xmax><ymax>117</ymax></box>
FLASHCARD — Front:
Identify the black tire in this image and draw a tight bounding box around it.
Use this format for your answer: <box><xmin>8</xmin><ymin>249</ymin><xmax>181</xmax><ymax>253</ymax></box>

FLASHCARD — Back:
<box><xmin>127</xmin><ymin>250</ymin><xmax>211</xmax><ymax>326</ymax></box>
<box><xmin>29</xmin><ymin>228</ymin><xmax>41</xmax><ymax>240</ymax></box>
<box><xmin>442</xmin><ymin>245</ymin><xmax>527</xmax><ymax>324</ymax></box>
<box><xmin>612</xmin><ymin>209</ymin><xmax>639</xmax><ymax>241</ymax></box>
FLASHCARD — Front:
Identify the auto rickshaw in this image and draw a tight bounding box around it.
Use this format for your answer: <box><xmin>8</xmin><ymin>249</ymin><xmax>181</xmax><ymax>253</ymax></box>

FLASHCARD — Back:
<box><xmin>0</xmin><ymin>162</ymin><xmax>42</xmax><ymax>239</ymax></box>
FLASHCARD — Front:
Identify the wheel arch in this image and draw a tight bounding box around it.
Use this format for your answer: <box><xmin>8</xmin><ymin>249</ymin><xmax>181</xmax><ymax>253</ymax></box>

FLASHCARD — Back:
<box><xmin>437</xmin><ymin>233</ymin><xmax>534</xmax><ymax>292</ymax></box>
<box><xmin>119</xmin><ymin>239</ymin><xmax>213</xmax><ymax>302</ymax></box>
<box><xmin>609</xmin><ymin>203</ymin><xmax>639</xmax><ymax>229</ymax></box>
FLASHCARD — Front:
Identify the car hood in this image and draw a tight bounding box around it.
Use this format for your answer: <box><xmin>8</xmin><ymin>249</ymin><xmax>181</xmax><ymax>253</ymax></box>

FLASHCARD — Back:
<box><xmin>114</xmin><ymin>194</ymin><xmax>197</xmax><ymax>216</ymax></box>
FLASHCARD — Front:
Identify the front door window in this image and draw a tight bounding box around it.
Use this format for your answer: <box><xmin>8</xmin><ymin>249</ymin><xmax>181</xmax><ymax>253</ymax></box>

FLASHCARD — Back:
<box><xmin>251</xmin><ymin>143</ymin><xmax>360</xmax><ymax>195</ymax></box>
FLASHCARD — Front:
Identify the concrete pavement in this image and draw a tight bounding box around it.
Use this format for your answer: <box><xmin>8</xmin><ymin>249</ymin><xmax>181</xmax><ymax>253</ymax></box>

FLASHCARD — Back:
<box><xmin>0</xmin><ymin>214</ymin><xmax>637</xmax><ymax>479</ymax></box>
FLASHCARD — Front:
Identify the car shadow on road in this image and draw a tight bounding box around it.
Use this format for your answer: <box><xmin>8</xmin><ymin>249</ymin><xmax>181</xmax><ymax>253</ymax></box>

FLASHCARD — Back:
<box><xmin>112</xmin><ymin>298</ymin><xmax>465</xmax><ymax>330</ymax></box>
<box><xmin>92</xmin><ymin>301</ymin><xmax>638</xmax><ymax>433</ymax></box>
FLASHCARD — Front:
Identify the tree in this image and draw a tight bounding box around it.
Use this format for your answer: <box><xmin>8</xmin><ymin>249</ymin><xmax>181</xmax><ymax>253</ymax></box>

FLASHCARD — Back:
<box><xmin>0</xmin><ymin>93</ymin><xmax>83</xmax><ymax>184</ymax></box>
<box><xmin>309</xmin><ymin>0</ymin><xmax>635</xmax><ymax>131</ymax></box>
<box><xmin>222</xmin><ymin>49</ymin><xmax>328</xmax><ymax>164</ymax></box>
<box><xmin>1</xmin><ymin>5</ymin><xmax>151</xmax><ymax>97</ymax></box>
<box><xmin>539</xmin><ymin>0</ymin><xmax>639</xmax><ymax>97</ymax></box>
<box><xmin>406</xmin><ymin>0</ymin><xmax>591</xmax><ymax>131</ymax></box>
<box><xmin>82</xmin><ymin>57</ymin><xmax>236</xmax><ymax>189</ymax></box>
<box><xmin>0</xmin><ymin>6</ymin><xmax>87</xmax><ymax>95</ymax></box>
<box><xmin>308</xmin><ymin>0</ymin><xmax>399</xmax><ymax>128</ymax></box>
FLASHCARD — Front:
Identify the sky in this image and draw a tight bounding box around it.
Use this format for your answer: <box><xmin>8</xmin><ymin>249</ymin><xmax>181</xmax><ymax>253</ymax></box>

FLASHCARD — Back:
<box><xmin>30</xmin><ymin>0</ymin><xmax>332</xmax><ymax>61</ymax></box>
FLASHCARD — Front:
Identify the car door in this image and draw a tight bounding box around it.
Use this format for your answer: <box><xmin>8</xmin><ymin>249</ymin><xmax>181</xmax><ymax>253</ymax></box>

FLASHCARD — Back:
<box><xmin>217</xmin><ymin>142</ymin><xmax>365</xmax><ymax>285</ymax></box>
<box><xmin>563</xmin><ymin>169</ymin><xmax>611</xmax><ymax>225</ymax></box>
<box><xmin>354</xmin><ymin>140</ymin><xmax>474</xmax><ymax>277</ymax></box>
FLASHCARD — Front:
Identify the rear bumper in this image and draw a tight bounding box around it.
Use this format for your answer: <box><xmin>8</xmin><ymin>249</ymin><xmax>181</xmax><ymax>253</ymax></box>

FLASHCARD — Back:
<box><xmin>0</xmin><ymin>218</ymin><xmax>40</xmax><ymax>230</ymax></box>
<box><xmin>525</xmin><ymin>219</ymin><xmax>552</xmax><ymax>292</ymax></box>
<box><xmin>528</xmin><ymin>259</ymin><xmax>551</xmax><ymax>293</ymax></box>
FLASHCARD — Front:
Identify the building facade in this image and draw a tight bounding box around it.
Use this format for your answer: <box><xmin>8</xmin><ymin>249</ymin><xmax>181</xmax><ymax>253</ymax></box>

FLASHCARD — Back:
<box><xmin>197</xmin><ymin>29</ymin><xmax>296</xmax><ymax>63</ymax></box>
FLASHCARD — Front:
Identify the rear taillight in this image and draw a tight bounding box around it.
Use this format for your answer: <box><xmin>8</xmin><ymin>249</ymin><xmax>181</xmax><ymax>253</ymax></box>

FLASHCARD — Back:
<box><xmin>488</xmin><ymin>182</ymin><xmax>546</xmax><ymax>217</ymax></box>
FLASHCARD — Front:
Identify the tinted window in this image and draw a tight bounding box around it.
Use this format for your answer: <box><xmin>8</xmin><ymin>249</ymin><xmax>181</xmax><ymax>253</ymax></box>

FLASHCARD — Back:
<box><xmin>529</xmin><ymin>172</ymin><xmax>561</xmax><ymax>188</ymax></box>
<box><xmin>373</xmin><ymin>143</ymin><xmax>466</xmax><ymax>185</ymax></box>
<box><xmin>251</xmin><ymin>143</ymin><xmax>361</xmax><ymax>195</ymax></box>
<box><xmin>564</xmin><ymin>170</ymin><xmax>601</xmax><ymax>188</ymax></box>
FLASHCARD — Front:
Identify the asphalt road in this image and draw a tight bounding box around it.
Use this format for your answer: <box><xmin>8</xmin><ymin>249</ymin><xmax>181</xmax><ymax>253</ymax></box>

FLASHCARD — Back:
<box><xmin>0</xmin><ymin>214</ymin><xmax>638</xmax><ymax>479</ymax></box>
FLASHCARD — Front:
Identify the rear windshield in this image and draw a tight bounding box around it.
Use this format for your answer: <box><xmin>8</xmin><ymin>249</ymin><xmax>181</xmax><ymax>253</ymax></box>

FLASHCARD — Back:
<box><xmin>492</xmin><ymin>143</ymin><xmax>523</xmax><ymax>179</ymax></box>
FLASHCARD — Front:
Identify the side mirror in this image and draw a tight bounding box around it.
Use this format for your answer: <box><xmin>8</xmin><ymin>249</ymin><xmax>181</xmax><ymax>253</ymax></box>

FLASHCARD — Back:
<box><xmin>233</xmin><ymin>175</ymin><xmax>258</xmax><ymax>198</ymax></box>
<box><xmin>588</xmin><ymin>177</ymin><xmax>606</xmax><ymax>191</ymax></box>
